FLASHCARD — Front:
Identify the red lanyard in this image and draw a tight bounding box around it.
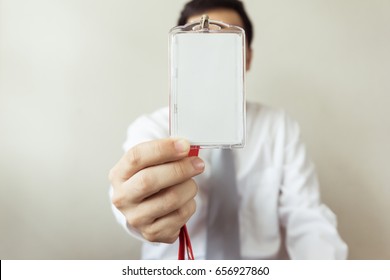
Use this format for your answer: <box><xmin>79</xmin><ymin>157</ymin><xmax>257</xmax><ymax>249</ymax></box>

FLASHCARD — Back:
<box><xmin>178</xmin><ymin>146</ymin><xmax>199</xmax><ymax>260</ymax></box>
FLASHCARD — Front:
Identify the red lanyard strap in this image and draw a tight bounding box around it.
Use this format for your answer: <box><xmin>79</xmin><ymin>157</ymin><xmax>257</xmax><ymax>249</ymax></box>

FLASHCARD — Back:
<box><xmin>178</xmin><ymin>146</ymin><xmax>199</xmax><ymax>260</ymax></box>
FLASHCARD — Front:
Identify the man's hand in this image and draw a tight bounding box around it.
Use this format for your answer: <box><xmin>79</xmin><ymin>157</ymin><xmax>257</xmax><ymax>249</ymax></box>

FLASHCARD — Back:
<box><xmin>109</xmin><ymin>138</ymin><xmax>204</xmax><ymax>243</ymax></box>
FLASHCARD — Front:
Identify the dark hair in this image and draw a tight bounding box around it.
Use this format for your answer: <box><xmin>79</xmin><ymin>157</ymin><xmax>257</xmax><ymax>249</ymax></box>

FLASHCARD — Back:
<box><xmin>178</xmin><ymin>0</ymin><xmax>253</xmax><ymax>48</ymax></box>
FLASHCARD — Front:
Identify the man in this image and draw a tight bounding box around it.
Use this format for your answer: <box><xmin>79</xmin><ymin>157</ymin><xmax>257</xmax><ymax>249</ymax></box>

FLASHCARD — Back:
<box><xmin>109</xmin><ymin>0</ymin><xmax>348</xmax><ymax>259</ymax></box>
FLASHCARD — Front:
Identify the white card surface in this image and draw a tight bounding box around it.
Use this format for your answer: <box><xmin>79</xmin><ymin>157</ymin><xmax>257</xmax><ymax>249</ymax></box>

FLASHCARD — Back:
<box><xmin>169</xmin><ymin>23</ymin><xmax>246</xmax><ymax>148</ymax></box>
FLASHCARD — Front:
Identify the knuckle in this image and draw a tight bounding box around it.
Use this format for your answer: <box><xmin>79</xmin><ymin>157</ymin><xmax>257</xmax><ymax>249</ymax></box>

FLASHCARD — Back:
<box><xmin>153</xmin><ymin>140</ymin><xmax>166</xmax><ymax>157</ymax></box>
<box><xmin>135</xmin><ymin>171</ymin><xmax>153</xmax><ymax>194</ymax></box>
<box><xmin>176</xmin><ymin>209</ymin><xmax>187</xmax><ymax>221</ymax></box>
<box><xmin>143</xmin><ymin>228</ymin><xmax>180</xmax><ymax>244</ymax></box>
<box><xmin>111</xmin><ymin>192</ymin><xmax>124</xmax><ymax>209</ymax></box>
<box><xmin>166</xmin><ymin>234</ymin><xmax>179</xmax><ymax>244</ymax></box>
<box><xmin>138</xmin><ymin>172</ymin><xmax>153</xmax><ymax>191</ymax></box>
<box><xmin>162</xmin><ymin>190</ymin><xmax>179</xmax><ymax>212</ymax></box>
<box><xmin>188</xmin><ymin>179</ymin><xmax>198</xmax><ymax>197</ymax></box>
<box><xmin>127</xmin><ymin>213</ymin><xmax>144</xmax><ymax>229</ymax></box>
<box><xmin>172</xmin><ymin>161</ymin><xmax>187</xmax><ymax>179</ymax></box>
<box><xmin>126</xmin><ymin>146</ymin><xmax>141</xmax><ymax>168</ymax></box>
<box><xmin>142</xmin><ymin>228</ymin><xmax>160</xmax><ymax>243</ymax></box>
<box><xmin>177</xmin><ymin>199</ymin><xmax>196</xmax><ymax>221</ymax></box>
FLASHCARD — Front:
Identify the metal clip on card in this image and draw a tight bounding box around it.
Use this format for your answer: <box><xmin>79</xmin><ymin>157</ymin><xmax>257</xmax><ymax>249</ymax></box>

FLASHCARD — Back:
<box><xmin>169</xmin><ymin>15</ymin><xmax>246</xmax><ymax>149</ymax></box>
<box><xmin>200</xmin><ymin>14</ymin><xmax>209</xmax><ymax>29</ymax></box>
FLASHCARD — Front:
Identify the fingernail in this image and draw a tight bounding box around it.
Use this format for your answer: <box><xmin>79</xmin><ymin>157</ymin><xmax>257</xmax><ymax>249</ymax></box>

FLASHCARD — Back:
<box><xmin>174</xmin><ymin>139</ymin><xmax>190</xmax><ymax>154</ymax></box>
<box><xmin>191</xmin><ymin>157</ymin><xmax>205</xmax><ymax>170</ymax></box>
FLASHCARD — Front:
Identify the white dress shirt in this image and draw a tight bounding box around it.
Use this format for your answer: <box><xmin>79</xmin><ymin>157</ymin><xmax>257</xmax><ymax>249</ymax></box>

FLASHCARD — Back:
<box><xmin>111</xmin><ymin>102</ymin><xmax>348</xmax><ymax>259</ymax></box>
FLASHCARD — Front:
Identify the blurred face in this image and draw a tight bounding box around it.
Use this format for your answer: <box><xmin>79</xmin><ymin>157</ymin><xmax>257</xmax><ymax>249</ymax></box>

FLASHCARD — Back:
<box><xmin>187</xmin><ymin>8</ymin><xmax>253</xmax><ymax>71</ymax></box>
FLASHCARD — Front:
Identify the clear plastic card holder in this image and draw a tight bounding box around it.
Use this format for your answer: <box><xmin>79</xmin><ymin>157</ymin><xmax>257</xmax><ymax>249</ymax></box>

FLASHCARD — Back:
<box><xmin>169</xmin><ymin>15</ymin><xmax>246</xmax><ymax>149</ymax></box>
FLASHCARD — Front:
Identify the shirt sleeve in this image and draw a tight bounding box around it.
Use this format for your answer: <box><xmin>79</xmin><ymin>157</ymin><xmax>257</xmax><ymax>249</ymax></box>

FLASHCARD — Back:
<box><xmin>278</xmin><ymin>113</ymin><xmax>348</xmax><ymax>259</ymax></box>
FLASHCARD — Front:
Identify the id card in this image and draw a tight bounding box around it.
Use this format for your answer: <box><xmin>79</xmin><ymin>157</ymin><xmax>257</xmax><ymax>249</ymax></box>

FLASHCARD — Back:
<box><xmin>169</xmin><ymin>16</ymin><xmax>246</xmax><ymax>148</ymax></box>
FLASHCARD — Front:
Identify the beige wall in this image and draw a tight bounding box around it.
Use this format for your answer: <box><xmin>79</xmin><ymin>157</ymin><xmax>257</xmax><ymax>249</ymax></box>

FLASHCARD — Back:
<box><xmin>0</xmin><ymin>0</ymin><xmax>389</xmax><ymax>259</ymax></box>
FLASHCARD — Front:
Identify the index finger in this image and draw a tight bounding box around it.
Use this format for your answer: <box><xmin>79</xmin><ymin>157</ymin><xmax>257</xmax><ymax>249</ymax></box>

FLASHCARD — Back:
<box><xmin>109</xmin><ymin>138</ymin><xmax>191</xmax><ymax>184</ymax></box>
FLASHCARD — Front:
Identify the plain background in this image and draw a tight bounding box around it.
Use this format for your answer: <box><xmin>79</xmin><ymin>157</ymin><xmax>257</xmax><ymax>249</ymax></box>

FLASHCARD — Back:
<box><xmin>0</xmin><ymin>0</ymin><xmax>389</xmax><ymax>259</ymax></box>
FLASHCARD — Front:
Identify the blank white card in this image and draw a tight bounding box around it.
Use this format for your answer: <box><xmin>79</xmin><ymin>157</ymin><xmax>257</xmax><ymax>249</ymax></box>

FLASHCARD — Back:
<box><xmin>170</xmin><ymin>30</ymin><xmax>246</xmax><ymax>148</ymax></box>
